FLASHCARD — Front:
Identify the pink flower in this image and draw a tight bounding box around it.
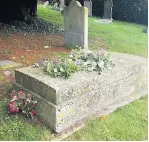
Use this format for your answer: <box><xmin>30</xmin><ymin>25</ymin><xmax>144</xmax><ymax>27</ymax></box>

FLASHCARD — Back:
<box><xmin>30</xmin><ymin>110</ymin><xmax>37</xmax><ymax>115</ymax></box>
<box><xmin>18</xmin><ymin>90</ymin><xmax>26</xmax><ymax>100</ymax></box>
<box><xmin>8</xmin><ymin>101</ymin><xmax>20</xmax><ymax>113</ymax></box>
<box><xmin>18</xmin><ymin>90</ymin><xmax>24</xmax><ymax>94</ymax></box>
<box><xmin>22</xmin><ymin>111</ymin><xmax>27</xmax><ymax>115</ymax></box>
<box><xmin>30</xmin><ymin>110</ymin><xmax>37</xmax><ymax>119</ymax></box>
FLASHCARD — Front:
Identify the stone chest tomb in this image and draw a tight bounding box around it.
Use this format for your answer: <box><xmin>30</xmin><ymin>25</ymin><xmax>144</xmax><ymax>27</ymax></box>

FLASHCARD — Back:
<box><xmin>13</xmin><ymin>53</ymin><xmax>147</xmax><ymax>133</ymax></box>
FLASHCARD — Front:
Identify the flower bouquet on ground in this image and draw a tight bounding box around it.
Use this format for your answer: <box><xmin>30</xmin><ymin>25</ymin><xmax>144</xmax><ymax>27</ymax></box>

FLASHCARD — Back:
<box><xmin>8</xmin><ymin>90</ymin><xmax>37</xmax><ymax>119</ymax></box>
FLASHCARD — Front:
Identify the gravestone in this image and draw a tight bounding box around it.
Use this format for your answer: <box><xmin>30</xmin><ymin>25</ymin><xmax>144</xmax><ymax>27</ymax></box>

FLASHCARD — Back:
<box><xmin>60</xmin><ymin>0</ymin><xmax>65</xmax><ymax>12</ymax></box>
<box><xmin>84</xmin><ymin>0</ymin><xmax>92</xmax><ymax>17</ymax></box>
<box><xmin>52</xmin><ymin>3</ymin><xmax>59</xmax><ymax>11</ymax></box>
<box><xmin>103</xmin><ymin>0</ymin><xmax>113</xmax><ymax>20</ymax></box>
<box><xmin>43</xmin><ymin>1</ymin><xmax>49</xmax><ymax>8</ymax></box>
<box><xmin>64</xmin><ymin>0</ymin><xmax>88</xmax><ymax>49</ymax></box>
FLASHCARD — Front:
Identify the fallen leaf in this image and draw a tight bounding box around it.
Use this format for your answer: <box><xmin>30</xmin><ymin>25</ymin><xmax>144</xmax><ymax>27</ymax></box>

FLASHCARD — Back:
<box><xmin>100</xmin><ymin>114</ymin><xmax>106</xmax><ymax>120</ymax></box>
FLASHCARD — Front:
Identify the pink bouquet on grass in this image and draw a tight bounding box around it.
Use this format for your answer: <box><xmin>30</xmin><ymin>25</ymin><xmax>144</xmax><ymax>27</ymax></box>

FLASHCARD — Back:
<box><xmin>8</xmin><ymin>90</ymin><xmax>37</xmax><ymax>119</ymax></box>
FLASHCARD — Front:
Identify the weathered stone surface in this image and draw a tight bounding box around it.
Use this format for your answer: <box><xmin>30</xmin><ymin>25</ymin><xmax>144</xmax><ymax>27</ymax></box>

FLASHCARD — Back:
<box><xmin>84</xmin><ymin>0</ymin><xmax>92</xmax><ymax>17</ymax></box>
<box><xmin>60</xmin><ymin>0</ymin><xmax>65</xmax><ymax>12</ymax></box>
<box><xmin>14</xmin><ymin>52</ymin><xmax>148</xmax><ymax>133</ymax></box>
<box><xmin>103</xmin><ymin>0</ymin><xmax>113</xmax><ymax>20</ymax></box>
<box><xmin>52</xmin><ymin>3</ymin><xmax>59</xmax><ymax>11</ymax></box>
<box><xmin>0</xmin><ymin>60</ymin><xmax>22</xmax><ymax>69</ymax></box>
<box><xmin>64</xmin><ymin>0</ymin><xmax>88</xmax><ymax>49</ymax></box>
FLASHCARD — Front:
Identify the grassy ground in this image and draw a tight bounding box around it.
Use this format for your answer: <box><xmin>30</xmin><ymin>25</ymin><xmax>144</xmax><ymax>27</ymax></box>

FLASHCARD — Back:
<box><xmin>38</xmin><ymin>4</ymin><xmax>148</xmax><ymax>57</ymax></box>
<box><xmin>0</xmin><ymin>4</ymin><xmax>148</xmax><ymax>141</ymax></box>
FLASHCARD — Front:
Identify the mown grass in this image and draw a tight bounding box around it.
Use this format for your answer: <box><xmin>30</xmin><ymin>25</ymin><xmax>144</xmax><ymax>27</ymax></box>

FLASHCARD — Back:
<box><xmin>38</xmin><ymin>4</ymin><xmax>148</xmax><ymax>57</ymax></box>
<box><xmin>0</xmin><ymin>4</ymin><xmax>148</xmax><ymax>141</ymax></box>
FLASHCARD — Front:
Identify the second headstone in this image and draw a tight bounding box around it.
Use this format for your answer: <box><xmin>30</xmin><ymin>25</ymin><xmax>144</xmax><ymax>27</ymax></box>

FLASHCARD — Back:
<box><xmin>84</xmin><ymin>0</ymin><xmax>92</xmax><ymax>17</ymax></box>
<box><xmin>64</xmin><ymin>0</ymin><xmax>88</xmax><ymax>49</ymax></box>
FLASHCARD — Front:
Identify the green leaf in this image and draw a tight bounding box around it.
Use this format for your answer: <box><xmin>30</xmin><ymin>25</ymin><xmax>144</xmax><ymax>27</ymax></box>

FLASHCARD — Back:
<box><xmin>60</xmin><ymin>67</ymin><xmax>64</xmax><ymax>72</ymax></box>
<box><xmin>87</xmin><ymin>67</ymin><xmax>95</xmax><ymax>72</ymax></box>
<box><xmin>54</xmin><ymin>68</ymin><xmax>58</xmax><ymax>73</ymax></box>
<box><xmin>97</xmin><ymin>61</ymin><xmax>105</xmax><ymax>69</ymax></box>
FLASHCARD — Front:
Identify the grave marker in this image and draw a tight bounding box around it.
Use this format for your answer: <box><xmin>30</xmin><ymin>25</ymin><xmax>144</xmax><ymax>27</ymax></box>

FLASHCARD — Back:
<box><xmin>52</xmin><ymin>3</ymin><xmax>59</xmax><ymax>11</ymax></box>
<box><xmin>84</xmin><ymin>0</ymin><xmax>92</xmax><ymax>17</ymax></box>
<box><xmin>64</xmin><ymin>0</ymin><xmax>88</xmax><ymax>49</ymax></box>
<box><xmin>60</xmin><ymin>0</ymin><xmax>65</xmax><ymax>12</ymax></box>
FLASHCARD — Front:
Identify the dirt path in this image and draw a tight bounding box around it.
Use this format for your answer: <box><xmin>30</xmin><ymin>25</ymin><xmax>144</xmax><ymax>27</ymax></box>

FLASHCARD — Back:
<box><xmin>0</xmin><ymin>33</ymin><xmax>70</xmax><ymax>66</ymax></box>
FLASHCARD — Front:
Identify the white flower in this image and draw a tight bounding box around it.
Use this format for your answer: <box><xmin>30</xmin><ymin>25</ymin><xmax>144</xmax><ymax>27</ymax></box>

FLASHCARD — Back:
<box><xmin>69</xmin><ymin>53</ymin><xmax>73</xmax><ymax>58</ymax></box>
<box><xmin>54</xmin><ymin>68</ymin><xmax>58</xmax><ymax>73</ymax></box>
<box><xmin>4</xmin><ymin>71</ymin><xmax>11</xmax><ymax>76</ymax></box>
<box><xmin>10</xmin><ymin>96</ymin><xmax>18</xmax><ymax>102</ymax></box>
<box><xmin>26</xmin><ymin>98</ymin><xmax>31</xmax><ymax>103</ymax></box>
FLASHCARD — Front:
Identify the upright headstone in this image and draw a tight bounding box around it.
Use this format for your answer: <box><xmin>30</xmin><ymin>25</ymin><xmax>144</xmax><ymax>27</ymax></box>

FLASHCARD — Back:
<box><xmin>60</xmin><ymin>0</ymin><xmax>65</xmax><ymax>12</ymax></box>
<box><xmin>103</xmin><ymin>0</ymin><xmax>113</xmax><ymax>20</ymax></box>
<box><xmin>84</xmin><ymin>0</ymin><xmax>92</xmax><ymax>17</ymax></box>
<box><xmin>43</xmin><ymin>1</ymin><xmax>49</xmax><ymax>8</ymax></box>
<box><xmin>52</xmin><ymin>3</ymin><xmax>59</xmax><ymax>11</ymax></box>
<box><xmin>64</xmin><ymin>0</ymin><xmax>88</xmax><ymax>49</ymax></box>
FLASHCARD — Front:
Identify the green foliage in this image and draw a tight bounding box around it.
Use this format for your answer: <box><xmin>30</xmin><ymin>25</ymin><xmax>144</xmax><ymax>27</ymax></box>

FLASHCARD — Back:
<box><xmin>44</xmin><ymin>48</ymin><xmax>114</xmax><ymax>79</ymax></box>
<box><xmin>70</xmin><ymin>48</ymin><xmax>115</xmax><ymax>74</ymax></box>
<box><xmin>46</xmin><ymin>59</ymin><xmax>79</xmax><ymax>79</ymax></box>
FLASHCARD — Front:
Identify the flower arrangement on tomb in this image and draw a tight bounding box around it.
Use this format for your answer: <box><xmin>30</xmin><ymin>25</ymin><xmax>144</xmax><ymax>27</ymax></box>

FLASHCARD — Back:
<box><xmin>33</xmin><ymin>47</ymin><xmax>115</xmax><ymax>79</ymax></box>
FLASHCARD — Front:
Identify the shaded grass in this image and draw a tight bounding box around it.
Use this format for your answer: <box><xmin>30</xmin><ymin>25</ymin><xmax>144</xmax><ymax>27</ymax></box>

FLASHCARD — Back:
<box><xmin>38</xmin><ymin>4</ymin><xmax>148</xmax><ymax>57</ymax></box>
<box><xmin>65</xmin><ymin>96</ymin><xmax>148</xmax><ymax>141</ymax></box>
